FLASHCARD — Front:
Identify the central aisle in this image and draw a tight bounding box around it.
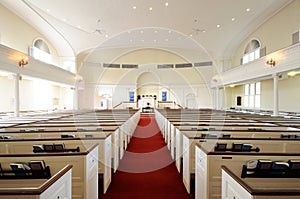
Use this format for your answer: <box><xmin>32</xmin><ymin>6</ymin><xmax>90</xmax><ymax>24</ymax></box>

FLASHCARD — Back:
<box><xmin>101</xmin><ymin>113</ymin><xmax>191</xmax><ymax>199</ymax></box>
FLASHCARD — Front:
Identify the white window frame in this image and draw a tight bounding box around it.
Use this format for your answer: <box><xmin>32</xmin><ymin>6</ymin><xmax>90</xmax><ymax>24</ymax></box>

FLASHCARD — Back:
<box><xmin>244</xmin><ymin>82</ymin><xmax>261</xmax><ymax>108</ymax></box>
<box><xmin>242</xmin><ymin>48</ymin><xmax>260</xmax><ymax>65</ymax></box>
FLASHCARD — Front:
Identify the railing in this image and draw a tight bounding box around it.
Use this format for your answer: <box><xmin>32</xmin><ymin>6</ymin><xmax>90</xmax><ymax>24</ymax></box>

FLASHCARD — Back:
<box><xmin>113</xmin><ymin>101</ymin><xmax>137</xmax><ymax>109</ymax></box>
<box><xmin>157</xmin><ymin>101</ymin><xmax>183</xmax><ymax>109</ymax></box>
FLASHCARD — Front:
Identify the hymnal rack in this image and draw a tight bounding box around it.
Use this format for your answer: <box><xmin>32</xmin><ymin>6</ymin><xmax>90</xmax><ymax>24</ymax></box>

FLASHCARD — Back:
<box><xmin>241</xmin><ymin>159</ymin><xmax>300</xmax><ymax>178</ymax></box>
<box><xmin>33</xmin><ymin>143</ymin><xmax>80</xmax><ymax>153</ymax></box>
<box><xmin>215</xmin><ymin>143</ymin><xmax>260</xmax><ymax>152</ymax></box>
<box><xmin>0</xmin><ymin>161</ymin><xmax>51</xmax><ymax>179</ymax></box>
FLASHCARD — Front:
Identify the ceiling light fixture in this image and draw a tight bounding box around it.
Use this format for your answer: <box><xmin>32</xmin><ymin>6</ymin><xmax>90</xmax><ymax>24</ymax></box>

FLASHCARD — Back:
<box><xmin>149</xmin><ymin>7</ymin><xmax>153</xmax><ymax>11</ymax></box>
<box><xmin>232</xmin><ymin>18</ymin><xmax>235</xmax><ymax>21</ymax></box>
<box><xmin>288</xmin><ymin>71</ymin><xmax>300</xmax><ymax>77</ymax></box>
<box><xmin>133</xmin><ymin>6</ymin><xmax>137</xmax><ymax>10</ymax></box>
<box><xmin>217</xmin><ymin>24</ymin><xmax>221</xmax><ymax>28</ymax></box>
<box><xmin>246</xmin><ymin>8</ymin><xmax>251</xmax><ymax>12</ymax></box>
<box><xmin>165</xmin><ymin>2</ymin><xmax>169</xmax><ymax>7</ymax></box>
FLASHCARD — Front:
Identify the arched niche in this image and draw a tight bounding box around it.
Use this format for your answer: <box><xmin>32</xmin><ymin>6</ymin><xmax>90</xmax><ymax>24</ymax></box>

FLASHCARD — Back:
<box><xmin>136</xmin><ymin>72</ymin><xmax>160</xmax><ymax>99</ymax></box>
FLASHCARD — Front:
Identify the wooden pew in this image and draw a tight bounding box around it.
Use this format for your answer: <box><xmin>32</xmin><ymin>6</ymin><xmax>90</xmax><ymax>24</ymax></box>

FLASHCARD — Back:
<box><xmin>0</xmin><ymin>109</ymin><xmax>140</xmax><ymax>169</ymax></box>
<box><xmin>221</xmin><ymin>165</ymin><xmax>300</xmax><ymax>199</ymax></box>
<box><xmin>195</xmin><ymin>142</ymin><xmax>300</xmax><ymax>199</ymax></box>
<box><xmin>0</xmin><ymin>135</ymin><xmax>112</xmax><ymax>194</ymax></box>
<box><xmin>0</xmin><ymin>144</ymin><xmax>99</xmax><ymax>199</ymax></box>
<box><xmin>182</xmin><ymin>132</ymin><xmax>300</xmax><ymax>194</ymax></box>
<box><xmin>0</xmin><ymin>164</ymin><xmax>72</xmax><ymax>199</ymax></box>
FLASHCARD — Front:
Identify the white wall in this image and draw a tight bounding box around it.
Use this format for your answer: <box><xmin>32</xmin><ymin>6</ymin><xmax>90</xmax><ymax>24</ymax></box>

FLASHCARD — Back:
<box><xmin>232</xmin><ymin>0</ymin><xmax>300</xmax><ymax>68</ymax></box>
<box><xmin>261</xmin><ymin>76</ymin><xmax>300</xmax><ymax>112</ymax></box>
<box><xmin>0</xmin><ymin>76</ymin><xmax>14</xmax><ymax>112</ymax></box>
<box><xmin>0</xmin><ymin>3</ymin><xmax>60</xmax><ymax>65</ymax></box>
<box><xmin>223</xmin><ymin>75</ymin><xmax>300</xmax><ymax>113</ymax></box>
<box><xmin>78</xmin><ymin>48</ymin><xmax>216</xmax><ymax>109</ymax></box>
<box><xmin>0</xmin><ymin>74</ymin><xmax>74</xmax><ymax>112</ymax></box>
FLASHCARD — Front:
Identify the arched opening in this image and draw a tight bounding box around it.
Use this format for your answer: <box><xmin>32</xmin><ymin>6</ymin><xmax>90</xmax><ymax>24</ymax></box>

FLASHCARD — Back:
<box><xmin>136</xmin><ymin>72</ymin><xmax>160</xmax><ymax>109</ymax></box>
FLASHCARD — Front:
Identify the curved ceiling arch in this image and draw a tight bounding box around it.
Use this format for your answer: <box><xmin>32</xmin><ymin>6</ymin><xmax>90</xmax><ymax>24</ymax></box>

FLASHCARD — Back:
<box><xmin>83</xmin><ymin>27</ymin><xmax>213</xmax><ymax>65</ymax></box>
<box><xmin>2</xmin><ymin>0</ymin><xmax>292</xmax><ymax>60</ymax></box>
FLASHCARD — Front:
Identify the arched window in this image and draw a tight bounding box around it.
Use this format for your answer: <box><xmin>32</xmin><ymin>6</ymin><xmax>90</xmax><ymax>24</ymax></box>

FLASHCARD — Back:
<box><xmin>242</xmin><ymin>39</ymin><xmax>261</xmax><ymax>64</ymax></box>
<box><xmin>30</xmin><ymin>39</ymin><xmax>52</xmax><ymax>64</ymax></box>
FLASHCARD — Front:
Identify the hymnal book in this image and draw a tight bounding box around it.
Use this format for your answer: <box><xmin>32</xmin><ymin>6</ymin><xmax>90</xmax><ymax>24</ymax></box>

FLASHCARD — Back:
<box><xmin>54</xmin><ymin>143</ymin><xmax>65</xmax><ymax>152</ymax></box>
<box><xmin>61</xmin><ymin>134</ymin><xmax>75</xmax><ymax>138</ymax></box>
<box><xmin>271</xmin><ymin>161</ymin><xmax>289</xmax><ymax>175</ymax></box>
<box><xmin>246</xmin><ymin>160</ymin><xmax>258</xmax><ymax>174</ymax></box>
<box><xmin>29</xmin><ymin>160</ymin><xmax>46</xmax><ymax>171</ymax></box>
<box><xmin>10</xmin><ymin>162</ymin><xmax>31</xmax><ymax>176</ymax></box>
<box><xmin>33</xmin><ymin>144</ymin><xmax>44</xmax><ymax>152</ymax></box>
<box><xmin>241</xmin><ymin>143</ymin><xmax>253</xmax><ymax>151</ymax></box>
<box><xmin>257</xmin><ymin>159</ymin><xmax>272</xmax><ymax>170</ymax></box>
<box><xmin>222</xmin><ymin>134</ymin><xmax>231</xmax><ymax>138</ymax></box>
<box><xmin>43</xmin><ymin>144</ymin><xmax>55</xmax><ymax>152</ymax></box>
<box><xmin>0</xmin><ymin>135</ymin><xmax>12</xmax><ymax>139</ymax></box>
<box><xmin>232</xmin><ymin>143</ymin><xmax>243</xmax><ymax>151</ymax></box>
<box><xmin>288</xmin><ymin>159</ymin><xmax>300</xmax><ymax>170</ymax></box>
<box><xmin>215</xmin><ymin>143</ymin><xmax>227</xmax><ymax>151</ymax></box>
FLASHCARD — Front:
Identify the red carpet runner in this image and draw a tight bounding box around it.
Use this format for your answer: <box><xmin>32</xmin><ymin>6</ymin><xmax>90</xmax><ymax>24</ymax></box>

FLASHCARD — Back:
<box><xmin>101</xmin><ymin>113</ymin><xmax>191</xmax><ymax>199</ymax></box>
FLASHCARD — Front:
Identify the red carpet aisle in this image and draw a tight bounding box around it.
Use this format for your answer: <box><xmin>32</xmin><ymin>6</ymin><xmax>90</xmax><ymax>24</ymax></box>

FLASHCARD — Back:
<box><xmin>101</xmin><ymin>113</ymin><xmax>191</xmax><ymax>199</ymax></box>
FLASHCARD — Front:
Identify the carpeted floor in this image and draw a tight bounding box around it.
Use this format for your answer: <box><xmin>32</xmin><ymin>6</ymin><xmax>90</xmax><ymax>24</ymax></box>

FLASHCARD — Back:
<box><xmin>100</xmin><ymin>113</ymin><xmax>191</xmax><ymax>199</ymax></box>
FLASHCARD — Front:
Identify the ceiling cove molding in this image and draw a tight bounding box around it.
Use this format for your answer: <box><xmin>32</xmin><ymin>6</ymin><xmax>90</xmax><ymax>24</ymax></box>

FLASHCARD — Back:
<box><xmin>211</xmin><ymin>43</ymin><xmax>300</xmax><ymax>88</ymax></box>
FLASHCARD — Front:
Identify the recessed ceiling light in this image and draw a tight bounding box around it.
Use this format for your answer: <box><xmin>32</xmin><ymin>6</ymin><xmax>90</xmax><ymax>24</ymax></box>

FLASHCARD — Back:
<box><xmin>149</xmin><ymin>7</ymin><xmax>153</xmax><ymax>11</ymax></box>
<box><xmin>231</xmin><ymin>18</ymin><xmax>235</xmax><ymax>21</ymax></box>
<box><xmin>190</xmin><ymin>34</ymin><xmax>193</xmax><ymax>37</ymax></box>
<box><xmin>62</xmin><ymin>18</ymin><xmax>67</xmax><ymax>22</ymax></box>
<box><xmin>202</xmin><ymin>30</ymin><xmax>206</xmax><ymax>33</ymax></box>
<box><xmin>105</xmin><ymin>35</ymin><xmax>109</xmax><ymax>38</ymax></box>
<box><xmin>140</xmin><ymin>30</ymin><xmax>144</xmax><ymax>34</ymax></box>
<box><xmin>154</xmin><ymin>39</ymin><xmax>157</xmax><ymax>42</ymax></box>
<box><xmin>154</xmin><ymin>30</ymin><xmax>158</xmax><ymax>33</ymax></box>
<box><xmin>217</xmin><ymin>24</ymin><xmax>221</xmax><ymax>28</ymax></box>
<box><xmin>246</xmin><ymin>8</ymin><xmax>251</xmax><ymax>12</ymax></box>
<box><xmin>165</xmin><ymin>2</ymin><xmax>169</xmax><ymax>7</ymax></box>
<box><xmin>168</xmin><ymin>30</ymin><xmax>172</xmax><ymax>34</ymax></box>
<box><xmin>77</xmin><ymin>25</ymin><xmax>81</xmax><ymax>29</ymax></box>
<box><xmin>133</xmin><ymin>6</ymin><xmax>137</xmax><ymax>10</ymax></box>
<box><xmin>46</xmin><ymin>9</ymin><xmax>50</xmax><ymax>12</ymax></box>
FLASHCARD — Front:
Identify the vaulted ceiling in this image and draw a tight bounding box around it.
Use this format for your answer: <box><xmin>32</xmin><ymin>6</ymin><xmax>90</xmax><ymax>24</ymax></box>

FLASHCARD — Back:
<box><xmin>1</xmin><ymin>0</ymin><xmax>293</xmax><ymax>61</ymax></box>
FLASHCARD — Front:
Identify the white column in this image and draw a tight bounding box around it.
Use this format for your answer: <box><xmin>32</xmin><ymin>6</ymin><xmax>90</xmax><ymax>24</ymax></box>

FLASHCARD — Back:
<box><xmin>73</xmin><ymin>85</ymin><xmax>79</xmax><ymax>110</ymax></box>
<box><xmin>214</xmin><ymin>88</ymin><xmax>219</xmax><ymax>110</ymax></box>
<box><xmin>272</xmin><ymin>74</ymin><xmax>279</xmax><ymax>116</ymax></box>
<box><xmin>14</xmin><ymin>73</ymin><xmax>20</xmax><ymax>117</ymax></box>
